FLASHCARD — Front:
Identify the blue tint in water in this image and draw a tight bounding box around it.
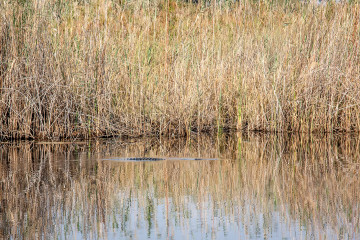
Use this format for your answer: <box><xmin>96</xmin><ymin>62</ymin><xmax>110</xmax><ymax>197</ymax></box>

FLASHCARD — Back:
<box><xmin>1</xmin><ymin>136</ymin><xmax>359</xmax><ymax>240</ymax></box>
<box><xmin>57</xmin><ymin>195</ymin><xmax>347</xmax><ymax>240</ymax></box>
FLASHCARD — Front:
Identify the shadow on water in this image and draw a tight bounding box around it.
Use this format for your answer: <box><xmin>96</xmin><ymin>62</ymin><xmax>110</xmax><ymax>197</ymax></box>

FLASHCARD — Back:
<box><xmin>0</xmin><ymin>134</ymin><xmax>359</xmax><ymax>239</ymax></box>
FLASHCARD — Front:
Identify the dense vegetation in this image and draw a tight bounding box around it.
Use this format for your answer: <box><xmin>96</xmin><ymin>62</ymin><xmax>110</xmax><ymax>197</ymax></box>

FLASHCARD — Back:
<box><xmin>0</xmin><ymin>0</ymin><xmax>359</xmax><ymax>140</ymax></box>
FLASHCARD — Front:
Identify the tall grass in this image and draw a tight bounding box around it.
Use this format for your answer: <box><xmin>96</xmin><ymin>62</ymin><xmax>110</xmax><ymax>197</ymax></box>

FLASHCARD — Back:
<box><xmin>0</xmin><ymin>0</ymin><xmax>359</xmax><ymax>140</ymax></box>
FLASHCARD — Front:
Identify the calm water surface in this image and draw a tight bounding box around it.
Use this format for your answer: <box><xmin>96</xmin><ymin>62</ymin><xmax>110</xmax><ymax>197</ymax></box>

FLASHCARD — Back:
<box><xmin>0</xmin><ymin>134</ymin><xmax>359</xmax><ymax>239</ymax></box>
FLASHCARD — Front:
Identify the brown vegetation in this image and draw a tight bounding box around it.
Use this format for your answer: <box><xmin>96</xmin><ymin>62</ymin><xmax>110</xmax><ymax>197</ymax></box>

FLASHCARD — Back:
<box><xmin>0</xmin><ymin>0</ymin><xmax>359</xmax><ymax>140</ymax></box>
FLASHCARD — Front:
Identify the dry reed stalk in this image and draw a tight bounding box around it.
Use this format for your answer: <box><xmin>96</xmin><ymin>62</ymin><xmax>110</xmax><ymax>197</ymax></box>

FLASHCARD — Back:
<box><xmin>0</xmin><ymin>0</ymin><xmax>359</xmax><ymax>140</ymax></box>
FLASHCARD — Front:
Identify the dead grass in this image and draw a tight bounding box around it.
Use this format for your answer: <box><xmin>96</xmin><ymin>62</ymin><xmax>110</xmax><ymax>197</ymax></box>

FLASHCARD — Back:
<box><xmin>1</xmin><ymin>0</ymin><xmax>359</xmax><ymax>140</ymax></box>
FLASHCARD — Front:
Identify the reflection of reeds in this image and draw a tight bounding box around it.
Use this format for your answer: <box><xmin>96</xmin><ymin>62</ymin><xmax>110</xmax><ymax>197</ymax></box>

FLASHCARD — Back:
<box><xmin>1</xmin><ymin>1</ymin><xmax>360</xmax><ymax>140</ymax></box>
<box><xmin>0</xmin><ymin>134</ymin><xmax>359</xmax><ymax>239</ymax></box>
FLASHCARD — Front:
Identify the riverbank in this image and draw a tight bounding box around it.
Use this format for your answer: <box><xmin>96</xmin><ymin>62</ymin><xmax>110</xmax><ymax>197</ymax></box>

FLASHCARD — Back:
<box><xmin>1</xmin><ymin>0</ymin><xmax>359</xmax><ymax>140</ymax></box>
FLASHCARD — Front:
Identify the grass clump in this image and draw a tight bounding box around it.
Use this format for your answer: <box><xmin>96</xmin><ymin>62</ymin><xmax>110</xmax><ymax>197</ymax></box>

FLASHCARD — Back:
<box><xmin>0</xmin><ymin>0</ymin><xmax>359</xmax><ymax>140</ymax></box>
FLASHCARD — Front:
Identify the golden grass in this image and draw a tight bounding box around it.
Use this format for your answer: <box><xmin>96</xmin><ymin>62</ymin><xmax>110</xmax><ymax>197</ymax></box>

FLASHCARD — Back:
<box><xmin>1</xmin><ymin>0</ymin><xmax>360</xmax><ymax>140</ymax></box>
<box><xmin>0</xmin><ymin>134</ymin><xmax>359</xmax><ymax>238</ymax></box>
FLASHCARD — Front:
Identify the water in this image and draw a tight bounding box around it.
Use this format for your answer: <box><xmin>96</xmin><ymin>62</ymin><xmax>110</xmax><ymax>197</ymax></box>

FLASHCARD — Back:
<box><xmin>0</xmin><ymin>134</ymin><xmax>359</xmax><ymax>239</ymax></box>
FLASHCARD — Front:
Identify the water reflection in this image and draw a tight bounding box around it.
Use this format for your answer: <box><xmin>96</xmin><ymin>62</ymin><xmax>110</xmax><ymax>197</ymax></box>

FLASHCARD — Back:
<box><xmin>0</xmin><ymin>134</ymin><xmax>359</xmax><ymax>239</ymax></box>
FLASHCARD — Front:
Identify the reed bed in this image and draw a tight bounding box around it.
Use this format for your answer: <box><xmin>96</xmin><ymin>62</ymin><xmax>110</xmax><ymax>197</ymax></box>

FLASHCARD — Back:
<box><xmin>0</xmin><ymin>134</ymin><xmax>359</xmax><ymax>239</ymax></box>
<box><xmin>0</xmin><ymin>0</ymin><xmax>359</xmax><ymax>140</ymax></box>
